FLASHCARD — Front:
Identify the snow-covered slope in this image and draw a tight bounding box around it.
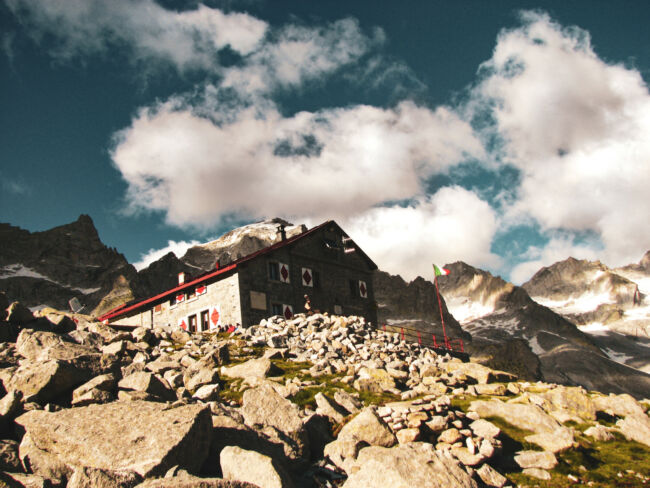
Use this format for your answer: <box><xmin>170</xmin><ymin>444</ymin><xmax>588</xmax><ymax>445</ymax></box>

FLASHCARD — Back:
<box><xmin>522</xmin><ymin>254</ymin><xmax>650</xmax><ymax>374</ymax></box>
<box><xmin>437</xmin><ymin>261</ymin><xmax>650</xmax><ymax>398</ymax></box>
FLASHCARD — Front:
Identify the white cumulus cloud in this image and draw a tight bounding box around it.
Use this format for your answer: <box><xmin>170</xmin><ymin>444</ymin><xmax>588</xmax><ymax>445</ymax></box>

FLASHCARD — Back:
<box><xmin>133</xmin><ymin>239</ymin><xmax>201</xmax><ymax>271</ymax></box>
<box><xmin>476</xmin><ymin>11</ymin><xmax>650</xmax><ymax>270</ymax></box>
<box><xmin>343</xmin><ymin>187</ymin><xmax>500</xmax><ymax>281</ymax></box>
<box><xmin>5</xmin><ymin>0</ymin><xmax>267</xmax><ymax>72</ymax></box>
<box><xmin>111</xmin><ymin>100</ymin><xmax>484</xmax><ymax>229</ymax></box>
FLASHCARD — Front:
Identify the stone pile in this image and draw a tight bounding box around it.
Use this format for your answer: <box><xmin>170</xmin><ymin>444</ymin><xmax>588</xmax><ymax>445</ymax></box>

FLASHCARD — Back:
<box><xmin>0</xmin><ymin>292</ymin><xmax>648</xmax><ymax>488</ymax></box>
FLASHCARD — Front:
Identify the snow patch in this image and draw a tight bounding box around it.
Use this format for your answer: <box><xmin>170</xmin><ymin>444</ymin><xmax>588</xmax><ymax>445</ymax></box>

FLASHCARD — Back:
<box><xmin>0</xmin><ymin>264</ymin><xmax>50</xmax><ymax>280</ymax></box>
<box><xmin>446</xmin><ymin>298</ymin><xmax>494</xmax><ymax>324</ymax></box>
<box><xmin>0</xmin><ymin>264</ymin><xmax>100</xmax><ymax>296</ymax></box>
<box><xmin>578</xmin><ymin>322</ymin><xmax>611</xmax><ymax>336</ymax></box>
<box><xmin>528</xmin><ymin>335</ymin><xmax>546</xmax><ymax>355</ymax></box>
<box><xmin>603</xmin><ymin>347</ymin><xmax>633</xmax><ymax>365</ymax></box>
<box><xmin>532</xmin><ymin>291</ymin><xmax>614</xmax><ymax>314</ymax></box>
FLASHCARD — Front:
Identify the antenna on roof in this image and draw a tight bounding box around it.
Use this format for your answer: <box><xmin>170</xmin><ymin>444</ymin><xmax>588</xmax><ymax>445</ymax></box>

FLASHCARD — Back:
<box><xmin>276</xmin><ymin>223</ymin><xmax>287</xmax><ymax>241</ymax></box>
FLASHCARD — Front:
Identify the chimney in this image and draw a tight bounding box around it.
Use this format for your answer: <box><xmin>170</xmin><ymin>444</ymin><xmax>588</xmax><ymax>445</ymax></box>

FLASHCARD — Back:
<box><xmin>277</xmin><ymin>223</ymin><xmax>287</xmax><ymax>241</ymax></box>
<box><xmin>178</xmin><ymin>272</ymin><xmax>185</xmax><ymax>285</ymax></box>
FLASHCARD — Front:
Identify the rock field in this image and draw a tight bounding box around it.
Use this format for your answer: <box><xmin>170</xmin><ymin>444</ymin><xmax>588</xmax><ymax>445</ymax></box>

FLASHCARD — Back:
<box><xmin>0</xmin><ymin>291</ymin><xmax>649</xmax><ymax>487</ymax></box>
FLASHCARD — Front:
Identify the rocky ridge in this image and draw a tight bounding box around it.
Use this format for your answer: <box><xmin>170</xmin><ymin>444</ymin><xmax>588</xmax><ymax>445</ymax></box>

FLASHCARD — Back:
<box><xmin>0</xmin><ymin>292</ymin><xmax>648</xmax><ymax>487</ymax></box>
<box><xmin>437</xmin><ymin>262</ymin><xmax>650</xmax><ymax>399</ymax></box>
<box><xmin>523</xmin><ymin>255</ymin><xmax>650</xmax><ymax>374</ymax></box>
<box><xmin>0</xmin><ymin>216</ymin><xmax>138</xmax><ymax>316</ymax></box>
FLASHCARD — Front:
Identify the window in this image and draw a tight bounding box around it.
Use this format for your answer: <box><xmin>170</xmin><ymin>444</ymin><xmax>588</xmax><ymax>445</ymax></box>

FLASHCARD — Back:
<box><xmin>349</xmin><ymin>279</ymin><xmax>360</xmax><ymax>297</ymax></box>
<box><xmin>200</xmin><ymin>310</ymin><xmax>209</xmax><ymax>332</ymax></box>
<box><xmin>188</xmin><ymin>314</ymin><xmax>197</xmax><ymax>333</ymax></box>
<box><xmin>170</xmin><ymin>296</ymin><xmax>177</xmax><ymax>307</ymax></box>
<box><xmin>313</xmin><ymin>271</ymin><xmax>321</xmax><ymax>289</ymax></box>
<box><xmin>269</xmin><ymin>261</ymin><xmax>290</xmax><ymax>283</ymax></box>
<box><xmin>154</xmin><ymin>304</ymin><xmax>162</xmax><ymax>314</ymax></box>
<box><xmin>271</xmin><ymin>303</ymin><xmax>283</xmax><ymax>316</ymax></box>
<box><xmin>187</xmin><ymin>288</ymin><xmax>196</xmax><ymax>301</ymax></box>
<box><xmin>269</xmin><ymin>262</ymin><xmax>279</xmax><ymax>281</ymax></box>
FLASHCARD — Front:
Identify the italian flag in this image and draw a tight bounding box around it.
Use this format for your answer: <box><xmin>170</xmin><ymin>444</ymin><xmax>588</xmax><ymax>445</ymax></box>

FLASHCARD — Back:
<box><xmin>433</xmin><ymin>264</ymin><xmax>450</xmax><ymax>276</ymax></box>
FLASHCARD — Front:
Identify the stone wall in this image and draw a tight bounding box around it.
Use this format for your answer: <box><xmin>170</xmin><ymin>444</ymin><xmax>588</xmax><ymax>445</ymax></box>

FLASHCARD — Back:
<box><xmin>111</xmin><ymin>271</ymin><xmax>242</xmax><ymax>329</ymax></box>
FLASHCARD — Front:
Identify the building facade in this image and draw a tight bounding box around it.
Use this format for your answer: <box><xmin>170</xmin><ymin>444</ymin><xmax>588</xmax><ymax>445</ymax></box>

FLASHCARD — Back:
<box><xmin>98</xmin><ymin>221</ymin><xmax>378</xmax><ymax>330</ymax></box>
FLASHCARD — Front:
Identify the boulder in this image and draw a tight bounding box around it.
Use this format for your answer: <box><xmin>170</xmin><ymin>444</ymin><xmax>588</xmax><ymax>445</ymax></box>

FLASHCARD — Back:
<box><xmin>342</xmin><ymin>442</ymin><xmax>478</xmax><ymax>488</ymax></box>
<box><xmin>71</xmin><ymin>373</ymin><xmax>117</xmax><ymax>406</ymax></box>
<box><xmin>525</xmin><ymin>426</ymin><xmax>576</xmax><ymax>453</ymax></box>
<box><xmin>15</xmin><ymin>401</ymin><xmax>212</xmax><ymax>480</ymax></box>
<box><xmin>333</xmin><ymin>391</ymin><xmax>361</xmax><ymax>415</ymax></box>
<box><xmin>616</xmin><ymin>413</ymin><xmax>650</xmax><ymax>447</ymax></box>
<box><xmin>469</xmin><ymin>399</ymin><xmax>561</xmax><ymax>434</ymax></box>
<box><xmin>220</xmin><ymin>445</ymin><xmax>293</xmax><ymax>488</ymax></box>
<box><xmin>7</xmin><ymin>359</ymin><xmax>90</xmax><ymax>404</ymax></box>
<box><xmin>513</xmin><ymin>450</ymin><xmax>558</xmax><ymax>470</ymax></box>
<box><xmin>446</xmin><ymin>362</ymin><xmax>515</xmax><ymax>384</ymax></box>
<box><xmin>593</xmin><ymin>393</ymin><xmax>646</xmax><ymax>418</ymax></box>
<box><xmin>469</xmin><ymin>419</ymin><xmax>500</xmax><ymax>440</ymax></box>
<box><xmin>354</xmin><ymin>368</ymin><xmax>396</xmax><ymax>393</ymax></box>
<box><xmin>193</xmin><ymin>384</ymin><xmax>220</xmax><ymax>402</ymax></box>
<box><xmin>118</xmin><ymin>372</ymin><xmax>175</xmax><ymax>401</ymax></box>
<box><xmin>476</xmin><ymin>464</ymin><xmax>507</xmax><ymax>488</ymax></box>
<box><xmin>0</xmin><ymin>390</ymin><xmax>23</xmax><ymax>419</ymax></box>
<box><xmin>543</xmin><ymin>386</ymin><xmax>596</xmax><ymax>420</ymax></box>
<box><xmin>584</xmin><ymin>424</ymin><xmax>615</xmax><ymax>442</ymax></box>
<box><xmin>6</xmin><ymin>302</ymin><xmax>34</xmax><ymax>325</ymax></box>
<box><xmin>241</xmin><ymin>384</ymin><xmax>309</xmax><ymax>460</ymax></box>
<box><xmin>0</xmin><ymin>438</ymin><xmax>21</xmax><ymax>471</ymax></box>
<box><xmin>314</xmin><ymin>392</ymin><xmax>349</xmax><ymax>424</ymax></box>
<box><xmin>135</xmin><ymin>475</ymin><xmax>258</xmax><ymax>487</ymax></box>
<box><xmin>522</xmin><ymin>468</ymin><xmax>551</xmax><ymax>480</ymax></box>
<box><xmin>222</xmin><ymin>358</ymin><xmax>278</xmax><ymax>380</ymax></box>
<box><xmin>67</xmin><ymin>467</ymin><xmax>143</xmax><ymax>488</ymax></box>
<box><xmin>15</xmin><ymin>329</ymin><xmax>99</xmax><ymax>363</ymax></box>
<box><xmin>323</xmin><ymin>407</ymin><xmax>396</xmax><ymax>471</ymax></box>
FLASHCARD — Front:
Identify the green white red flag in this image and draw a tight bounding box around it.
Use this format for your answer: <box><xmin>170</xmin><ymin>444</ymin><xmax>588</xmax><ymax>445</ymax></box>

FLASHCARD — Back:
<box><xmin>433</xmin><ymin>264</ymin><xmax>450</xmax><ymax>276</ymax></box>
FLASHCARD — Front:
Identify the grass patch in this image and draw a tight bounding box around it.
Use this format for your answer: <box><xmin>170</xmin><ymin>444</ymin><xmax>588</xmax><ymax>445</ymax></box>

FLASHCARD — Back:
<box><xmin>219</xmin><ymin>377</ymin><xmax>244</xmax><ymax>404</ymax></box>
<box><xmin>507</xmin><ymin>435</ymin><xmax>650</xmax><ymax>487</ymax></box>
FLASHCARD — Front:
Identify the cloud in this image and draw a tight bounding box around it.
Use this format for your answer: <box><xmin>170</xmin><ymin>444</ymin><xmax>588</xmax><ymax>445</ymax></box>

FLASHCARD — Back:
<box><xmin>133</xmin><ymin>239</ymin><xmax>201</xmax><ymax>271</ymax></box>
<box><xmin>343</xmin><ymin>187</ymin><xmax>500</xmax><ymax>281</ymax></box>
<box><xmin>111</xmin><ymin>100</ymin><xmax>483</xmax><ymax>229</ymax></box>
<box><xmin>509</xmin><ymin>234</ymin><xmax>601</xmax><ymax>285</ymax></box>
<box><xmin>221</xmin><ymin>18</ymin><xmax>382</xmax><ymax>97</ymax></box>
<box><xmin>475</xmin><ymin>11</ymin><xmax>650</xmax><ymax>269</ymax></box>
<box><xmin>5</xmin><ymin>0</ymin><xmax>267</xmax><ymax>72</ymax></box>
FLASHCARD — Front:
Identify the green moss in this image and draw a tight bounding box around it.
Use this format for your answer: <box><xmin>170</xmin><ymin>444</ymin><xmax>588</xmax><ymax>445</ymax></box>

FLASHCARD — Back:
<box><xmin>218</xmin><ymin>377</ymin><xmax>244</xmax><ymax>404</ymax></box>
<box><xmin>507</xmin><ymin>436</ymin><xmax>650</xmax><ymax>487</ymax></box>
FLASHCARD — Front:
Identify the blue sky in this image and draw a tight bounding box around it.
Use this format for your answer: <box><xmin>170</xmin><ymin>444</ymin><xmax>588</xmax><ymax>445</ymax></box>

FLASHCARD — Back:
<box><xmin>1</xmin><ymin>1</ymin><xmax>649</xmax><ymax>283</ymax></box>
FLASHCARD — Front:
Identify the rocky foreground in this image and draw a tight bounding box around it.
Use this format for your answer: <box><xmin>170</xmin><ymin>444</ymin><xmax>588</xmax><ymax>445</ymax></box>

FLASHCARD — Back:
<box><xmin>0</xmin><ymin>293</ymin><xmax>649</xmax><ymax>487</ymax></box>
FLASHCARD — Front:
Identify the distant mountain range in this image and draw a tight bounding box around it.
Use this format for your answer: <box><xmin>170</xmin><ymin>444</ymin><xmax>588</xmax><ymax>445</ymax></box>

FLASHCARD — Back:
<box><xmin>1</xmin><ymin>215</ymin><xmax>649</xmax><ymax>398</ymax></box>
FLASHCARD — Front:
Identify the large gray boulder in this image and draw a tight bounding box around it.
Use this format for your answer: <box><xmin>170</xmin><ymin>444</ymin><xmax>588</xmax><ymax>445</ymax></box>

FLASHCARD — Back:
<box><xmin>15</xmin><ymin>329</ymin><xmax>99</xmax><ymax>362</ymax></box>
<box><xmin>220</xmin><ymin>445</ymin><xmax>293</xmax><ymax>488</ymax></box>
<box><xmin>222</xmin><ymin>358</ymin><xmax>279</xmax><ymax>380</ymax></box>
<box><xmin>15</xmin><ymin>401</ymin><xmax>212</xmax><ymax>481</ymax></box>
<box><xmin>7</xmin><ymin>359</ymin><xmax>90</xmax><ymax>404</ymax></box>
<box><xmin>241</xmin><ymin>384</ymin><xmax>309</xmax><ymax>460</ymax></box>
<box><xmin>323</xmin><ymin>407</ymin><xmax>396</xmax><ymax>472</ymax></box>
<box><xmin>469</xmin><ymin>399</ymin><xmax>561</xmax><ymax>434</ymax></box>
<box><xmin>342</xmin><ymin>442</ymin><xmax>477</xmax><ymax>488</ymax></box>
<box><xmin>118</xmin><ymin>372</ymin><xmax>176</xmax><ymax>401</ymax></box>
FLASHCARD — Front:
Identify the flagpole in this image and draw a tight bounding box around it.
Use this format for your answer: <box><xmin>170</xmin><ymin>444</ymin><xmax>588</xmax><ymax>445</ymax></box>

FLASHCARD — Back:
<box><xmin>433</xmin><ymin>266</ymin><xmax>449</xmax><ymax>349</ymax></box>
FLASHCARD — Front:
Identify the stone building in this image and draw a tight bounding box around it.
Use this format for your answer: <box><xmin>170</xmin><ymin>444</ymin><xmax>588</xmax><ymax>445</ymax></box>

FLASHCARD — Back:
<box><xmin>98</xmin><ymin>221</ymin><xmax>378</xmax><ymax>330</ymax></box>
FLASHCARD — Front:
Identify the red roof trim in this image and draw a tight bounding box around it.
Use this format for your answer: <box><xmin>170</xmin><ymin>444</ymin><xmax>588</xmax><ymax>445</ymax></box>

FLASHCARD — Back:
<box><xmin>97</xmin><ymin>263</ymin><xmax>236</xmax><ymax>321</ymax></box>
<box><xmin>98</xmin><ymin>219</ymin><xmax>377</xmax><ymax>322</ymax></box>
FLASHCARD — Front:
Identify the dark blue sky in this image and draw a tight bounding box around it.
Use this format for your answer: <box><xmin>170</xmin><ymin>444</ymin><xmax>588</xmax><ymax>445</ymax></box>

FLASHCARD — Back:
<box><xmin>2</xmin><ymin>1</ymin><xmax>649</xmax><ymax>282</ymax></box>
